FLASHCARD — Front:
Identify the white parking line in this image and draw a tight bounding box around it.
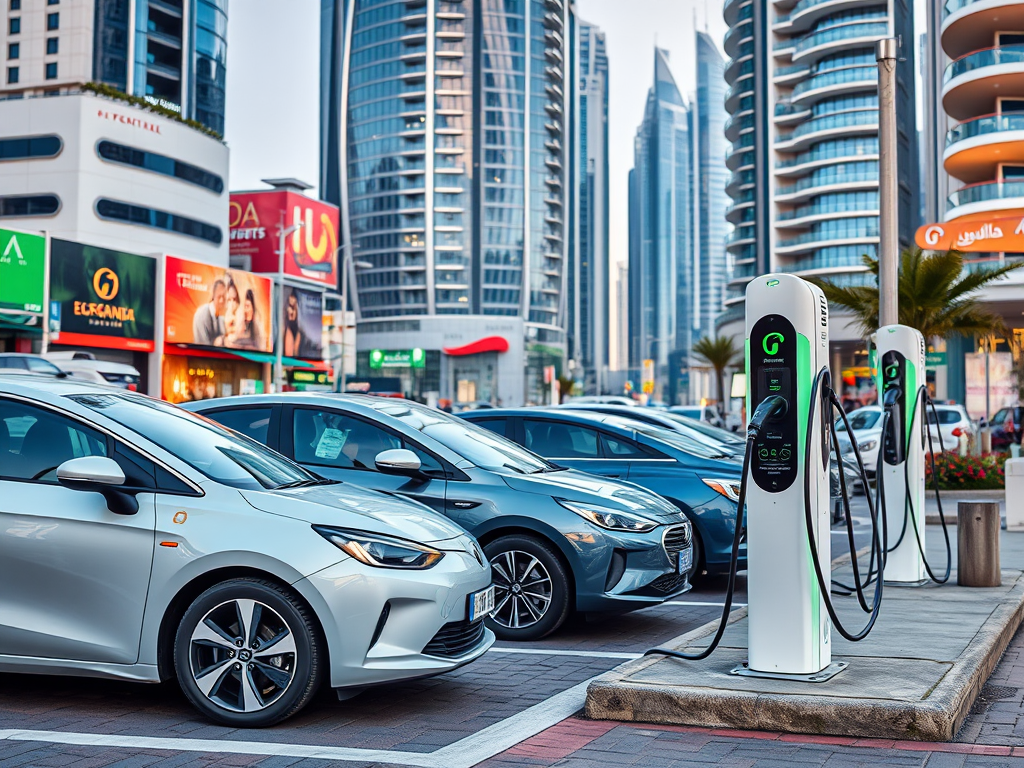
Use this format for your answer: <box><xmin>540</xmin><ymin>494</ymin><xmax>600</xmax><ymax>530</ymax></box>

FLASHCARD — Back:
<box><xmin>665</xmin><ymin>600</ymin><xmax>747</xmax><ymax>607</ymax></box>
<box><xmin>0</xmin><ymin>678</ymin><xmax>594</xmax><ymax>768</ymax></box>
<box><xmin>490</xmin><ymin>647</ymin><xmax>641</xmax><ymax>660</ymax></box>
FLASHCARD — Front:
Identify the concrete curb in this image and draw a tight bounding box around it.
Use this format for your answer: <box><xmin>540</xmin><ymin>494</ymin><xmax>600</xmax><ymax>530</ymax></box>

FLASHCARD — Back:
<box><xmin>584</xmin><ymin>573</ymin><xmax>1024</xmax><ymax>741</ymax></box>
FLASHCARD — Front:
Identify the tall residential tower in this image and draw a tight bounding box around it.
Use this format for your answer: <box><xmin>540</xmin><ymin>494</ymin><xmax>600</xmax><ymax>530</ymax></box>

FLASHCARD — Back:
<box><xmin>720</xmin><ymin>0</ymin><xmax>918</xmax><ymax>376</ymax></box>
<box><xmin>321</xmin><ymin>0</ymin><xmax>580</xmax><ymax>405</ymax></box>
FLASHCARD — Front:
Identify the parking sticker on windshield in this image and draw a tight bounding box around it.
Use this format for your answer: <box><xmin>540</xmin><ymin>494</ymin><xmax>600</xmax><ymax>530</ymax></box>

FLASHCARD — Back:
<box><xmin>315</xmin><ymin>428</ymin><xmax>349</xmax><ymax>460</ymax></box>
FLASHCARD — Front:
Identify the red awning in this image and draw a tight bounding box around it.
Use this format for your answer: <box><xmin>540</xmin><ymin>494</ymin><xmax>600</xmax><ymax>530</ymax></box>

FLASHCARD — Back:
<box><xmin>443</xmin><ymin>336</ymin><xmax>510</xmax><ymax>356</ymax></box>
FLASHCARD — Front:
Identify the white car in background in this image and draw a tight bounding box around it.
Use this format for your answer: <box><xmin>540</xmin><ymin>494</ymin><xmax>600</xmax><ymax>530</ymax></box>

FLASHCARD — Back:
<box><xmin>44</xmin><ymin>351</ymin><xmax>142</xmax><ymax>390</ymax></box>
<box><xmin>926</xmin><ymin>404</ymin><xmax>974</xmax><ymax>452</ymax></box>
<box><xmin>835</xmin><ymin>406</ymin><xmax>883</xmax><ymax>476</ymax></box>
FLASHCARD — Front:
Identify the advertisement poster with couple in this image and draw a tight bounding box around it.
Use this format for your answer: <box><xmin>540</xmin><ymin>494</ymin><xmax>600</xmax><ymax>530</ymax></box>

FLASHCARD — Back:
<box><xmin>164</xmin><ymin>256</ymin><xmax>323</xmax><ymax>360</ymax></box>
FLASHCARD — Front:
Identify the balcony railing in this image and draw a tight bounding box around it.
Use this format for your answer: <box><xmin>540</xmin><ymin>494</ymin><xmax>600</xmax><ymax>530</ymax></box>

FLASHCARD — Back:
<box><xmin>778</xmin><ymin>109</ymin><xmax>878</xmax><ymax>143</ymax></box>
<box><xmin>792</xmin><ymin>65</ymin><xmax>875</xmax><ymax>99</ymax></box>
<box><xmin>777</xmin><ymin>196</ymin><xmax>879</xmax><ymax>222</ymax></box>
<box><xmin>776</xmin><ymin>164</ymin><xmax>879</xmax><ymax>196</ymax></box>
<box><xmin>794</xmin><ymin>20</ymin><xmax>888</xmax><ymax>56</ymax></box>
<box><xmin>776</xmin><ymin>136</ymin><xmax>878</xmax><ymax>169</ymax></box>
<box><xmin>947</xmin><ymin>113</ymin><xmax>1024</xmax><ymax>147</ymax></box>
<box><xmin>948</xmin><ymin>179</ymin><xmax>1024</xmax><ymax>209</ymax></box>
<box><xmin>945</xmin><ymin>44</ymin><xmax>1024</xmax><ymax>83</ymax></box>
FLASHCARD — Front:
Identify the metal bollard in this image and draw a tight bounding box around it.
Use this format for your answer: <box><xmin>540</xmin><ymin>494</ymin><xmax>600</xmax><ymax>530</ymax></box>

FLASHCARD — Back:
<box><xmin>958</xmin><ymin>501</ymin><xmax>1001</xmax><ymax>587</ymax></box>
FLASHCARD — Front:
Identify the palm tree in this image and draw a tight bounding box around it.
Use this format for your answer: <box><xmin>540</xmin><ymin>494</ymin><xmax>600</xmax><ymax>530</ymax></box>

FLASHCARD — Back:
<box><xmin>810</xmin><ymin>248</ymin><xmax>1024</xmax><ymax>340</ymax></box>
<box><xmin>692</xmin><ymin>335</ymin><xmax>744</xmax><ymax>414</ymax></box>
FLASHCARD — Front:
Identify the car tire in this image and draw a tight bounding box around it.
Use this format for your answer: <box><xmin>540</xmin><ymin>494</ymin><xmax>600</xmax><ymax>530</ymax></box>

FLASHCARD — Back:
<box><xmin>484</xmin><ymin>534</ymin><xmax>571</xmax><ymax>641</ymax></box>
<box><xmin>174</xmin><ymin>578</ymin><xmax>324</xmax><ymax>727</ymax></box>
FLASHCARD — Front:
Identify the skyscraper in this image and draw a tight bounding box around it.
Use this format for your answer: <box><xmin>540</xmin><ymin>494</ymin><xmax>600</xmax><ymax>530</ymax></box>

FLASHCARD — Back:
<box><xmin>628</xmin><ymin>48</ymin><xmax>691</xmax><ymax>396</ymax></box>
<box><xmin>693</xmin><ymin>31</ymin><xmax>729</xmax><ymax>346</ymax></box>
<box><xmin>0</xmin><ymin>0</ymin><xmax>228</xmax><ymax>135</ymax></box>
<box><xmin>720</xmin><ymin>0</ymin><xmax>918</xmax><ymax>374</ymax></box>
<box><xmin>572</xmin><ymin>20</ymin><xmax>609</xmax><ymax>395</ymax></box>
<box><xmin>320</xmin><ymin>0</ymin><xmax>579</xmax><ymax>406</ymax></box>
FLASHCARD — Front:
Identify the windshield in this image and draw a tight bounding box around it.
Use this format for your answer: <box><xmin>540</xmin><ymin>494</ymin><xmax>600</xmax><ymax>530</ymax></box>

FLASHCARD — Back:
<box><xmin>374</xmin><ymin>402</ymin><xmax>556</xmax><ymax>474</ymax></box>
<box><xmin>69</xmin><ymin>394</ymin><xmax>317</xmax><ymax>490</ymax></box>
<box><xmin>661</xmin><ymin>412</ymin><xmax>745</xmax><ymax>446</ymax></box>
<box><xmin>838</xmin><ymin>409</ymin><xmax>880</xmax><ymax>431</ymax></box>
<box><xmin>927</xmin><ymin>409</ymin><xmax>962</xmax><ymax>425</ymax></box>
<box><xmin>603</xmin><ymin>416</ymin><xmax>728</xmax><ymax>460</ymax></box>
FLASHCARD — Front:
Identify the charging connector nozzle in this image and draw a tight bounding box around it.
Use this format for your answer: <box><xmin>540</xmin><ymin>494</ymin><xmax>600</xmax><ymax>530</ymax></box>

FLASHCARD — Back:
<box><xmin>747</xmin><ymin>395</ymin><xmax>789</xmax><ymax>438</ymax></box>
<box><xmin>882</xmin><ymin>386</ymin><xmax>902</xmax><ymax>409</ymax></box>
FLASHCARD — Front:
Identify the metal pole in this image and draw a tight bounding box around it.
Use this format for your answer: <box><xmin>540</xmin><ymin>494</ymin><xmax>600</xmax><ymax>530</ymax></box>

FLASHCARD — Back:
<box><xmin>336</xmin><ymin>248</ymin><xmax>349</xmax><ymax>393</ymax></box>
<box><xmin>275</xmin><ymin>223</ymin><xmax>303</xmax><ymax>393</ymax></box>
<box><xmin>876</xmin><ymin>37</ymin><xmax>899</xmax><ymax>328</ymax></box>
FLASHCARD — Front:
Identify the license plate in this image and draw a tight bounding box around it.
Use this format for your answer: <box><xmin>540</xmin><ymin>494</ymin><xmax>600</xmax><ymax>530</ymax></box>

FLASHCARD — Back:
<box><xmin>469</xmin><ymin>585</ymin><xmax>495</xmax><ymax>621</ymax></box>
<box><xmin>677</xmin><ymin>548</ymin><xmax>693</xmax><ymax>575</ymax></box>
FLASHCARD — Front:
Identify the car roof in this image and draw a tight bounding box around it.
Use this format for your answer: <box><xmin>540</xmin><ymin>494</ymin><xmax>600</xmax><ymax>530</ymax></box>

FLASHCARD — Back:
<box><xmin>0</xmin><ymin>371</ymin><xmax>131</xmax><ymax>396</ymax></box>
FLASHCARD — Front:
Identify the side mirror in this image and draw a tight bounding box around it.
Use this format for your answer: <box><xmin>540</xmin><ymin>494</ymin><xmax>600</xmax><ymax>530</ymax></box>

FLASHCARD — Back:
<box><xmin>57</xmin><ymin>457</ymin><xmax>138</xmax><ymax>515</ymax></box>
<box><xmin>374</xmin><ymin>448</ymin><xmax>422</xmax><ymax>477</ymax></box>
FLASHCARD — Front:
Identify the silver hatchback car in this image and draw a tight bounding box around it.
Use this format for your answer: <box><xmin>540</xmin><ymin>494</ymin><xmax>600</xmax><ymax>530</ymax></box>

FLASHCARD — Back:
<box><xmin>0</xmin><ymin>376</ymin><xmax>494</xmax><ymax>726</ymax></box>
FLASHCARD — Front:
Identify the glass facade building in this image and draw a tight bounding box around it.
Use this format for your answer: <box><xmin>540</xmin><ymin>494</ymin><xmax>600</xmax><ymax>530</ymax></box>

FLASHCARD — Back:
<box><xmin>321</xmin><ymin>0</ymin><xmax>579</xmax><ymax>405</ymax></box>
<box><xmin>722</xmin><ymin>0</ymin><xmax>917</xmax><ymax>309</ymax></box>
<box><xmin>572</xmin><ymin>20</ymin><xmax>609</xmax><ymax>395</ymax></box>
<box><xmin>93</xmin><ymin>0</ymin><xmax>227</xmax><ymax>135</ymax></box>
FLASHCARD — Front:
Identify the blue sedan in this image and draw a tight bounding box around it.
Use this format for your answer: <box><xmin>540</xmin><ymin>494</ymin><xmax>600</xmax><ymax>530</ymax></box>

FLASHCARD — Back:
<box><xmin>462</xmin><ymin>408</ymin><xmax>745</xmax><ymax>581</ymax></box>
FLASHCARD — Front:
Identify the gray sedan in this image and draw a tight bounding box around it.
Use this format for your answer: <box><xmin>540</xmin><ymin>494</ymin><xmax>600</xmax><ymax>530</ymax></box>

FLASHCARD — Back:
<box><xmin>0</xmin><ymin>375</ymin><xmax>493</xmax><ymax>726</ymax></box>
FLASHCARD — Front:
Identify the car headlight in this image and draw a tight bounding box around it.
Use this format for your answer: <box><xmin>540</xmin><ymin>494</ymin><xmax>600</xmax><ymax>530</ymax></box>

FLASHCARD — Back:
<box><xmin>312</xmin><ymin>526</ymin><xmax>444</xmax><ymax>569</ymax></box>
<box><xmin>556</xmin><ymin>500</ymin><xmax>658</xmax><ymax>533</ymax></box>
<box><xmin>857</xmin><ymin>439</ymin><xmax>878</xmax><ymax>452</ymax></box>
<box><xmin>702</xmin><ymin>478</ymin><xmax>742</xmax><ymax>503</ymax></box>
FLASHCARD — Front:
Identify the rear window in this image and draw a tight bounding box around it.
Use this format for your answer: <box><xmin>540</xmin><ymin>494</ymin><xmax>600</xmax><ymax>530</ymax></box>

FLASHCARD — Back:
<box><xmin>927</xmin><ymin>409</ymin><xmax>962</xmax><ymax>425</ymax></box>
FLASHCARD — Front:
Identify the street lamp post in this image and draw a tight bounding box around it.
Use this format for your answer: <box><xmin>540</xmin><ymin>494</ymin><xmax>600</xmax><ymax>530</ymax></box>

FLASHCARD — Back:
<box><xmin>332</xmin><ymin>245</ymin><xmax>373</xmax><ymax>392</ymax></box>
<box><xmin>876</xmin><ymin>37</ymin><xmax>899</xmax><ymax>328</ymax></box>
<box><xmin>275</xmin><ymin>221</ymin><xmax>304</xmax><ymax>393</ymax></box>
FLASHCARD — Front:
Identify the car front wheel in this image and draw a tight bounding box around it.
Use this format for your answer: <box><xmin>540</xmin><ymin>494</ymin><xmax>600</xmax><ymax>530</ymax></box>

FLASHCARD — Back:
<box><xmin>484</xmin><ymin>535</ymin><xmax>570</xmax><ymax>641</ymax></box>
<box><xmin>174</xmin><ymin>578</ymin><xmax>324</xmax><ymax>727</ymax></box>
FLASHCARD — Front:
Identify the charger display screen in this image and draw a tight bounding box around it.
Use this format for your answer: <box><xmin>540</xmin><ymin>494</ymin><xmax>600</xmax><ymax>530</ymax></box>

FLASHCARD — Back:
<box><xmin>750</xmin><ymin>314</ymin><xmax>798</xmax><ymax>493</ymax></box>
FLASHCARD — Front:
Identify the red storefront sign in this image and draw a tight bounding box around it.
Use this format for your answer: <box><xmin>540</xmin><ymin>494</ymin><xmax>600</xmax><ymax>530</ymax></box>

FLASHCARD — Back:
<box><xmin>229</xmin><ymin>191</ymin><xmax>340</xmax><ymax>287</ymax></box>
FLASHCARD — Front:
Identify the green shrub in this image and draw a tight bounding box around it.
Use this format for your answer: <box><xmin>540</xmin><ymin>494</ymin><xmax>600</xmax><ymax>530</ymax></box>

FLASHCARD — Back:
<box><xmin>925</xmin><ymin>452</ymin><xmax>1007</xmax><ymax>491</ymax></box>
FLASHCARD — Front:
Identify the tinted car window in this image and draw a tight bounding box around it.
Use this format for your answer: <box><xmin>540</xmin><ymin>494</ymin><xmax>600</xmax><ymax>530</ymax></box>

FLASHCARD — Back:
<box><xmin>927</xmin><ymin>409</ymin><xmax>962</xmax><ymax>425</ymax></box>
<box><xmin>71</xmin><ymin>394</ymin><xmax>313</xmax><ymax>490</ymax></box>
<box><xmin>0</xmin><ymin>357</ymin><xmax>26</xmax><ymax>369</ymax></box>
<box><xmin>292</xmin><ymin>408</ymin><xmax>444</xmax><ymax>475</ymax></box>
<box><xmin>0</xmin><ymin>398</ymin><xmax>107</xmax><ymax>482</ymax></box>
<box><xmin>847</xmin><ymin>410</ymin><xmax>880</xmax><ymax>430</ymax></box>
<box><xmin>209</xmin><ymin>407</ymin><xmax>272</xmax><ymax>444</ymax></box>
<box><xmin>602</xmin><ymin>433</ymin><xmax>654</xmax><ymax>458</ymax></box>
<box><xmin>24</xmin><ymin>357</ymin><xmax>62</xmax><ymax>375</ymax></box>
<box><xmin>469</xmin><ymin>417</ymin><xmax>508</xmax><ymax>438</ymax></box>
<box><xmin>523</xmin><ymin>419</ymin><xmax>600</xmax><ymax>458</ymax></box>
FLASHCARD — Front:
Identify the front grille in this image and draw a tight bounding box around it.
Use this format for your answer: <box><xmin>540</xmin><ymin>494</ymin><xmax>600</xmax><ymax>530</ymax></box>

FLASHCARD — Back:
<box><xmin>650</xmin><ymin>572</ymin><xmax>689</xmax><ymax>594</ymax></box>
<box><xmin>663</xmin><ymin>524</ymin><xmax>691</xmax><ymax>556</ymax></box>
<box><xmin>423</xmin><ymin>618</ymin><xmax>486</xmax><ymax>659</ymax></box>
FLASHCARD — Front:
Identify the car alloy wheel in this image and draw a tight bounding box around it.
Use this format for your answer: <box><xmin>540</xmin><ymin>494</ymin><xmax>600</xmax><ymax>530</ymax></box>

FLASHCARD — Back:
<box><xmin>174</xmin><ymin>578</ymin><xmax>323</xmax><ymax>726</ymax></box>
<box><xmin>189</xmin><ymin>598</ymin><xmax>296</xmax><ymax>714</ymax></box>
<box><xmin>489</xmin><ymin>549</ymin><xmax>553</xmax><ymax>630</ymax></box>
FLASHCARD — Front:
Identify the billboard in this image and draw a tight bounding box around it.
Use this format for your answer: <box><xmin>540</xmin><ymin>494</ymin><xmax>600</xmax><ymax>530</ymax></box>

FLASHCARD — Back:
<box><xmin>49</xmin><ymin>239</ymin><xmax>156</xmax><ymax>352</ymax></box>
<box><xmin>229</xmin><ymin>191</ymin><xmax>340</xmax><ymax>288</ymax></box>
<box><xmin>165</xmin><ymin>256</ymin><xmax>273</xmax><ymax>353</ymax></box>
<box><xmin>0</xmin><ymin>228</ymin><xmax>45</xmax><ymax>314</ymax></box>
<box><xmin>369</xmin><ymin>349</ymin><xmax>426</xmax><ymax>369</ymax></box>
<box><xmin>280</xmin><ymin>285</ymin><xmax>323</xmax><ymax>360</ymax></box>
<box><xmin>916</xmin><ymin>215</ymin><xmax>1024</xmax><ymax>253</ymax></box>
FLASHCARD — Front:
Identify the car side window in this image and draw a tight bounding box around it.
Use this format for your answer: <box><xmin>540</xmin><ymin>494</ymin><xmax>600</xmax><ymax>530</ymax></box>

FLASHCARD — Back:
<box><xmin>469</xmin><ymin>417</ymin><xmax>508</xmax><ymax>438</ymax></box>
<box><xmin>601</xmin><ymin>432</ymin><xmax>654</xmax><ymax>458</ymax></box>
<box><xmin>24</xmin><ymin>357</ymin><xmax>60</xmax><ymax>374</ymax></box>
<box><xmin>206</xmin><ymin>407</ymin><xmax>272</xmax><ymax>445</ymax></box>
<box><xmin>0</xmin><ymin>357</ymin><xmax>25</xmax><ymax>369</ymax></box>
<box><xmin>523</xmin><ymin>419</ymin><xmax>600</xmax><ymax>458</ymax></box>
<box><xmin>0</xmin><ymin>398</ymin><xmax>107</xmax><ymax>483</ymax></box>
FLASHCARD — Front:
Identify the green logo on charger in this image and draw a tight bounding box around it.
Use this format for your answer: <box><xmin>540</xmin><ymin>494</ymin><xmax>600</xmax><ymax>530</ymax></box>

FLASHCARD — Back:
<box><xmin>763</xmin><ymin>332</ymin><xmax>785</xmax><ymax>356</ymax></box>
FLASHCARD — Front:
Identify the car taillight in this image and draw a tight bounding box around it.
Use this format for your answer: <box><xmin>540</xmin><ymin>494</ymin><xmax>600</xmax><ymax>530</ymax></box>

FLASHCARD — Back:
<box><xmin>128</xmin><ymin>383</ymin><xmax>138</xmax><ymax>392</ymax></box>
<box><xmin>951</xmin><ymin>427</ymin><xmax>963</xmax><ymax>437</ymax></box>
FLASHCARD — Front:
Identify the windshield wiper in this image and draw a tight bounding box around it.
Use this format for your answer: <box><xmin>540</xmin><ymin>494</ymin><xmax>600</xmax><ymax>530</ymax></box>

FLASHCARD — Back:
<box><xmin>535</xmin><ymin>466</ymin><xmax>568</xmax><ymax>473</ymax></box>
<box><xmin>277</xmin><ymin>478</ymin><xmax>335</xmax><ymax>489</ymax></box>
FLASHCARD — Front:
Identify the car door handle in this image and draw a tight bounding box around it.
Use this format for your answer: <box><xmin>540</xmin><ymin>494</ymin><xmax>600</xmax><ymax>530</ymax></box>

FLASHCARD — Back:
<box><xmin>602</xmin><ymin>473</ymin><xmax>622</xmax><ymax>479</ymax></box>
<box><xmin>450</xmin><ymin>500</ymin><xmax>481</xmax><ymax>510</ymax></box>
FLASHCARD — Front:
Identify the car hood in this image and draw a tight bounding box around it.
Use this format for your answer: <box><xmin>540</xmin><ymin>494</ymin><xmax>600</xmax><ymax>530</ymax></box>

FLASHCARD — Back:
<box><xmin>239</xmin><ymin>482</ymin><xmax>468</xmax><ymax>546</ymax></box>
<box><xmin>500</xmin><ymin>469</ymin><xmax>685</xmax><ymax>523</ymax></box>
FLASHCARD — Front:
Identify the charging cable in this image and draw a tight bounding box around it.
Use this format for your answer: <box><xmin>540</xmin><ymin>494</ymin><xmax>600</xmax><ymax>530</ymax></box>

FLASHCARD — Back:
<box><xmin>643</xmin><ymin>395</ymin><xmax>788</xmax><ymax>661</ymax></box>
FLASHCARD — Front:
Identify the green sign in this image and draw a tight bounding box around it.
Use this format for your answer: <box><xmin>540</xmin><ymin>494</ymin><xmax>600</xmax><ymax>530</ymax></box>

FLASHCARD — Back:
<box><xmin>289</xmin><ymin>369</ymin><xmax>330</xmax><ymax>388</ymax></box>
<box><xmin>369</xmin><ymin>348</ymin><xmax>426</xmax><ymax>369</ymax></box>
<box><xmin>0</xmin><ymin>228</ymin><xmax>45</xmax><ymax>314</ymax></box>
<box><xmin>926</xmin><ymin>352</ymin><xmax>947</xmax><ymax>368</ymax></box>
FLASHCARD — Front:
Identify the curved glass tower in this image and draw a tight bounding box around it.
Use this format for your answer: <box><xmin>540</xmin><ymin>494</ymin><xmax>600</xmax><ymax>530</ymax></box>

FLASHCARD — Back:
<box><xmin>322</xmin><ymin>0</ymin><xmax>578</xmax><ymax>405</ymax></box>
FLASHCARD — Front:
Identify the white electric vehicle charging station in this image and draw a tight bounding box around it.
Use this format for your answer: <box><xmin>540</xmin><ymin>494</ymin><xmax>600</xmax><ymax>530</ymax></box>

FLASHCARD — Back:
<box><xmin>875</xmin><ymin>325</ymin><xmax>929</xmax><ymax>585</ymax></box>
<box><xmin>646</xmin><ymin>273</ymin><xmax>884</xmax><ymax>681</ymax></box>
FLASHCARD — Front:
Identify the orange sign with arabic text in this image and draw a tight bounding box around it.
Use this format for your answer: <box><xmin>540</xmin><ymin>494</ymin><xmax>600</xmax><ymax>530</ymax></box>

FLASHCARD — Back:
<box><xmin>915</xmin><ymin>214</ymin><xmax>1024</xmax><ymax>253</ymax></box>
<box><xmin>229</xmin><ymin>191</ymin><xmax>340</xmax><ymax>288</ymax></box>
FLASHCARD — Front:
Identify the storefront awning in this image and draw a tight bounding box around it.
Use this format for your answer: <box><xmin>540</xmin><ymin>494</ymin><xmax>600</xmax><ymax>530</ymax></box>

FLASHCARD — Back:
<box><xmin>443</xmin><ymin>336</ymin><xmax>510</xmax><ymax>356</ymax></box>
<box><xmin>915</xmin><ymin>214</ymin><xmax>1024</xmax><ymax>252</ymax></box>
<box><xmin>227</xmin><ymin>350</ymin><xmax>315</xmax><ymax>369</ymax></box>
<box><xmin>0</xmin><ymin>314</ymin><xmax>42</xmax><ymax>334</ymax></box>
